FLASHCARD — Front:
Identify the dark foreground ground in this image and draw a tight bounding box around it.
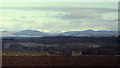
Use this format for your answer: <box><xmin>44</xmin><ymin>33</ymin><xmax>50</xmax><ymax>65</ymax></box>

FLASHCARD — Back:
<box><xmin>2</xmin><ymin>56</ymin><xmax>120</xmax><ymax>68</ymax></box>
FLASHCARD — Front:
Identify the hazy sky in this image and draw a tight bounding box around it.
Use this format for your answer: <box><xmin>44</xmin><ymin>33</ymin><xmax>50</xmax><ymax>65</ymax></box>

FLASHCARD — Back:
<box><xmin>0</xmin><ymin>2</ymin><xmax>118</xmax><ymax>32</ymax></box>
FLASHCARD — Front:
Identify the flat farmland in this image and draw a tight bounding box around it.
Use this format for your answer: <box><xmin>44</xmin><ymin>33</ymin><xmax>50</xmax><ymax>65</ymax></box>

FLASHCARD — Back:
<box><xmin>2</xmin><ymin>37</ymin><xmax>120</xmax><ymax>68</ymax></box>
<box><xmin>2</xmin><ymin>56</ymin><xmax>119</xmax><ymax>67</ymax></box>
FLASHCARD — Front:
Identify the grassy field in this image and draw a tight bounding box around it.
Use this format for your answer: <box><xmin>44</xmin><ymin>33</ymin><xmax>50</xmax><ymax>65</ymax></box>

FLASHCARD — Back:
<box><xmin>2</xmin><ymin>51</ymin><xmax>119</xmax><ymax>67</ymax></box>
<box><xmin>2</xmin><ymin>56</ymin><xmax>119</xmax><ymax>67</ymax></box>
<box><xmin>2</xmin><ymin>51</ymin><xmax>56</xmax><ymax>56</ymax></box>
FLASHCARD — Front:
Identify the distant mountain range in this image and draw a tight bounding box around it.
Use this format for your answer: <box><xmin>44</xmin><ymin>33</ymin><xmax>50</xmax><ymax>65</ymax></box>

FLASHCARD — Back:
<box><xmin>0</xmin><ymin>30</ymin><xmax>119</xmax><ymax>37</ymax></box>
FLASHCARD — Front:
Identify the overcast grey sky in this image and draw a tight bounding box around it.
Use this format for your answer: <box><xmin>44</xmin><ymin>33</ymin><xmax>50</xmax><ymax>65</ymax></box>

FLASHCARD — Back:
<box><xmin>0</xmin><ymin>2</ymin><xmax>118</xmax><ymax>32</ymax></box>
